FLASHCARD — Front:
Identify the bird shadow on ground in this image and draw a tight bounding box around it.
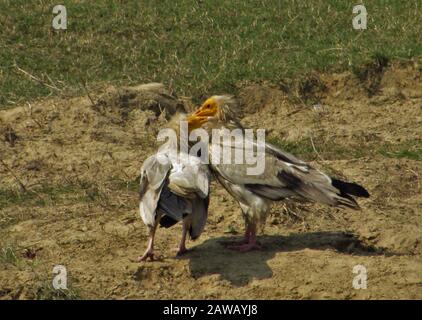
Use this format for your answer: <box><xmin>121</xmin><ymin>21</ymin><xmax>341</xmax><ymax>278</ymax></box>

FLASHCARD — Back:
<box><xmin>181</xmin><ymin>231</ymin><xmax>392</xmax><ymax>287</ymax></box>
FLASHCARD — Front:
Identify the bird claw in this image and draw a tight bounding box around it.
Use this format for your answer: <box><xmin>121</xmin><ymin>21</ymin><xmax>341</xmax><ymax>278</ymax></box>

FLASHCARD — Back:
<box><xmin>137</xmin><ymin>251</ymin><xmax>154</xmax><ymax>262</ymax></box>
<box><xmin>176</xmin><ymin>247</ymin><xmax>189</xmax><ymax>257</ymax></box>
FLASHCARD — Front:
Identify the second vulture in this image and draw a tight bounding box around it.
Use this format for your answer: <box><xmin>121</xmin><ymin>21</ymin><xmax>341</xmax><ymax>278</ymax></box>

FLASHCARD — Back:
<box><xmin>187</xmin><ymin>95</ymin><xmax>369</xmax><ymax>252</ymax></box>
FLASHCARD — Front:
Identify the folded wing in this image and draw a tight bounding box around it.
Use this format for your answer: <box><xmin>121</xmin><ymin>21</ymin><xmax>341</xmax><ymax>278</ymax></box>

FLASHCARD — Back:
<box><xmin>210</xmin><ymin>132</ymin><xmax>368</xmax><ymax>209</ymax></box>
<box><xmin>139</xmin><ymin>150</ymin><xmax>211</xmax><ymax>237</ymax></box>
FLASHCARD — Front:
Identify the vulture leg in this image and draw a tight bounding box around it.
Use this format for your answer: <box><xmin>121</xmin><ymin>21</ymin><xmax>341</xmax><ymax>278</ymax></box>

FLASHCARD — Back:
<box><xmin>138</xmin><ymin>214</ymin><xmax>161</xmax><ymax>262</ymax></box>
<box><xmin>222</xmin><ymin>204</ymin><xmax>251</xmax><ymax>247</ymax></box>
<box><xmin>228</xmin><ymin>223</ymin><xmax>261</xmax><ymax>252</ymax></box>
<box><xmin>222</xmin><ymin>224</ymin><xmax>251</xmax><ymax>247</ymax></box>
<box><xmin>176</xmin><ymin>218</ymin><xmax>190</xmax><ymax>256</ymax></box>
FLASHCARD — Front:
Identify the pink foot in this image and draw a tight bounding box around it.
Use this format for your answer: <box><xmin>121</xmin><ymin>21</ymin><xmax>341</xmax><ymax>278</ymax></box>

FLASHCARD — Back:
<box><xmin>228</xmin><ymin>242</ymin><xmax>261</xmax><ymax>252</ymax></box>
<box><xmin>137</xmin><ymin>251</ymin><xmax>154</xmax><ymax>262</ymax></box>
<box><xmin>176</xmin><ymin>247</ymin><xmax>189</xmax><ymax>256</ymax></box>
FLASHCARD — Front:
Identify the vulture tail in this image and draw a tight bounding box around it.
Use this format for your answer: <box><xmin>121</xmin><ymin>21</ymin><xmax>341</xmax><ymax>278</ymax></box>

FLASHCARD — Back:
<box><xmin>331</xmin><ymin>178</ymin><xmax>370</xmax><ymax>198</ymax></box>
<box><xmin>157</xmin><ymin>186</ymin><xmax>188</xmax><ymax>228</ymax></box>
<box><xmin>189</xmin><ymin>195</ymin><xmax>209</xmax><ymax>240</ymax></box>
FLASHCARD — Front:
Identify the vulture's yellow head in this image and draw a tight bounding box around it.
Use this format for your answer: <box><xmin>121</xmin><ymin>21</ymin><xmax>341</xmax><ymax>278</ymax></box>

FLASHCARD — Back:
<box><xmin>187</xmin><ymin>95</ymin><xmax>240</xmax><ymax>131</ymax></box>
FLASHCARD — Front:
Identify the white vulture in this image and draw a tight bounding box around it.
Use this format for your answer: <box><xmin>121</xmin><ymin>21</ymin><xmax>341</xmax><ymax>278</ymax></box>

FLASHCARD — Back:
<box><xmin>138</xmin><ymin>115</ymin><xmax>211</xmax><ymax>261</ymax></box>
<box><xmin>186</xmin><ymin>96</ymin><xmax>369</xmax><ymax>252</ymax></box>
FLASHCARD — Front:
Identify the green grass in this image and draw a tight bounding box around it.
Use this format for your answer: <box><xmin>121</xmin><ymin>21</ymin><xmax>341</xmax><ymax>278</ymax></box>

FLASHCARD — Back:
<box><xmin>1</xmin><ymin>1</ymin><xmax>422</xmax><ymax>108</ymax></box>
<box><xmin>268</xmin><ymin>137</ymin><xmax>315</xmax><ymax>160</ymax></box>
<box><xmin>0</xmin><ymin>246</ymin><xmax>22</xmax><ymax>267</ymax></box>
<box><xmin>110</xmin><ymin>177</ymin><xmax>140</xmax><ymax>193</ymax></box>
<box><xmin>35</xmin><ymin>281</ymin><xmax>81</xmax><ymax>300</ymax></box>
<box><xmin>268</xmin><ymin>136</ymin><xmax>422</xmax><ymax>162</ymax></box>
<box><xmin>379</xmin><ymin>141</ymin><xmax>422</xmax><ymax>161</ymax></box>
<box><xmin>0</xmin><ymin>244</ymin><xmax>43</xmax><ymax>270</ymax></box>
<box><xmin>267</xmin><ymin>136</ymin><xmax>368</xmax><ymax>161</ymax></box>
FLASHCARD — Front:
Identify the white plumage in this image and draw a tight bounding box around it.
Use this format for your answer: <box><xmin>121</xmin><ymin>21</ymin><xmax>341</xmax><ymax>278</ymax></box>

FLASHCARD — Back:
<box><xmin>187</xmin><ymin>95</ymin><xmax>369</xmax><ymax>251</ymax></box>
<box><xmin>138</xmin><ymin>141</ymin><xmax>211</xmax><ymax>261</ymax></box>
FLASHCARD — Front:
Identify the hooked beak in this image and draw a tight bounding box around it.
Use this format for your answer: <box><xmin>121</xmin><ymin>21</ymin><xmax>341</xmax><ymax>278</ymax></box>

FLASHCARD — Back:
<box><xmin>192</xmin><ymin>107</ymin><xmax>208</xmax><ymax>117</ymax></box>
<box><xmin>186</xmin><ymin>113</ymin><xmax>208</xmax><ymax>131</ymax></box>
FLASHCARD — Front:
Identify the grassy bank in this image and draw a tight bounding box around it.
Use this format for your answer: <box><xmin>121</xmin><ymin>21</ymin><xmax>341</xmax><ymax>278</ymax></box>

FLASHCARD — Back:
<box><xmin>1</xmin><ymin>0</ymin><xmax>422</xmax><ymax>108</ymax></box>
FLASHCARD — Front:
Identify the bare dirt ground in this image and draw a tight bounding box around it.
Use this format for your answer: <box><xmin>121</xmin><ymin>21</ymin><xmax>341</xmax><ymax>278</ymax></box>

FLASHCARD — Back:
<box><xmin>1</xmin><ymin>62</ymin><xmax>421</xmax><ymax>299</ymax></box>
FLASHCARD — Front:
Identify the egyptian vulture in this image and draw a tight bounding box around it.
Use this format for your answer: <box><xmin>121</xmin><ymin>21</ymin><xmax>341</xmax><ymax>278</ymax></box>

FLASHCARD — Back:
<box><xmin>187</xmin><ymin>95</ymin><xmax>369</xmax><ymax>252</ymax></box>
<box><xmin>138</xmin><ymin>115</ymin><xmax>211</xmax><ymax>261</ymax></box>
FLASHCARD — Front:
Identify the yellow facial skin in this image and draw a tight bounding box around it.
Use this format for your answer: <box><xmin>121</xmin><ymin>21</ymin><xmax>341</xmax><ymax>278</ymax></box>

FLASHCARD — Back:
<box><xmin>187</xmin><ymin>97</ymin><xmax>219</xmax><ymax>131</ymax></box>
<box><xmin>186</xmin><ymin>115</ymin><xmax>208</xmax><ymax>131</ymax></box>
<box><xmin>193</xmin><ymin>98</ymin><xmax>219</xmax><ymax>117</ymax></box>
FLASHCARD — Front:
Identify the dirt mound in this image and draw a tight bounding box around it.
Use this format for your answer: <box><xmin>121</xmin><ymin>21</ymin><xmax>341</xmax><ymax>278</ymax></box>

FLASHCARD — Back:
<box><xmin>96</xmin><ymin>83</ymin><xmax>186</xmax><ymax>119</ymax></box>
<box><xmin>1</xmin><ymin>64</ymin><xmax>422</xmax><ymax>299</ymax></box>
